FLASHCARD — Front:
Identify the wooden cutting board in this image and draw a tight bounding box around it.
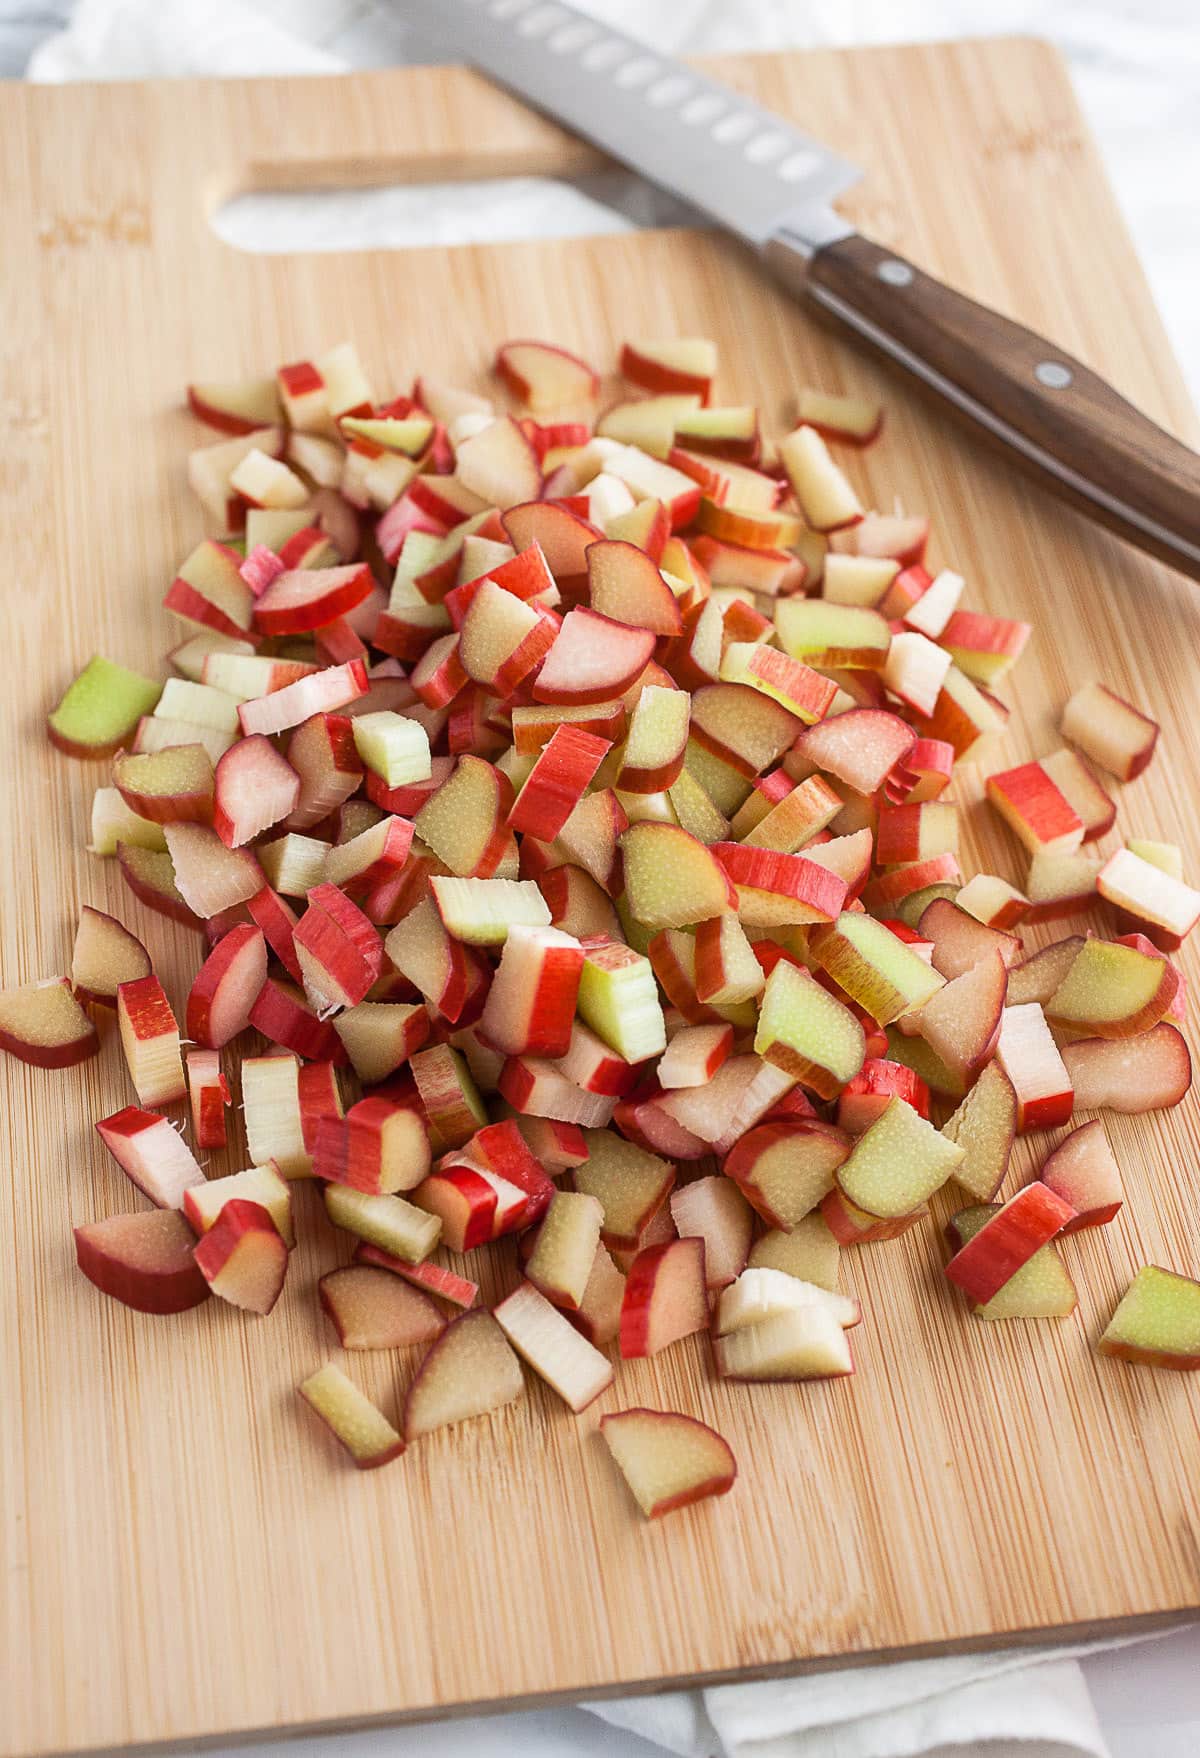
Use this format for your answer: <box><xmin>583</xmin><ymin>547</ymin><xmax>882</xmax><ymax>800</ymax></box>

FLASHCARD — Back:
<box><xmin>2</xmin><ymin>37</ymin><xmax>1199</xmax><ymax>1758</ymax></box>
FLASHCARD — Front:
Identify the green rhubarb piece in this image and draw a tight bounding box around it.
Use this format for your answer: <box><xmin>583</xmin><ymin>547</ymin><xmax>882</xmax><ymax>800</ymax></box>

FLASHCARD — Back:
<box><xmin>352</xmin><ymin>711</ymin><xmax>432</xmax><ymax>788</ymax></box>
<box><xmin>747</xmin><ymin>1214</ymin><xmax>841</xmax><ymax>1291</ymax></box>
<box><xmin>837</xmin><ymin>1097</ymin><xmax>963</xmax><ymax>1219</ymax></box>
<box><xmin>48</xmin><ymin>656</ymin><xmax>161</xmax><ymax>757</ymax></box>
<box><xmin>1098</xmin><ymin>1264</ymin><xmax>1200</xmax><ymax>1366</ymax></box>
<box><xmin>893</xmin><ymin>882</ymin><xmax>961</xmax><ymax>930</ymax></box>
<box><xmin>754</xmin><ymin>960</ymin><xmax>865</xmax><ymax>1099</ymax></box>
<box><xmin>884</xmin><ymin>1027</ymin><xmax>967</xmax><ymax>1099</ymax></box>
<box><xmin>1046</xmin><ymin>938</ymin><xmax>1174</xmax><ymax>1035</ymax></box>
<box><xmin>942</xmin><ymin>1061</ymin><xmax>1017</xmax><ymax>1201</ymax></box>
<box><xmin>811</xmin><ymin>911</ymin><xmax>945</xmax><ymax>1026</ymax></box>
<box><xmin>577</xmin><ymin>941</ymin><xmax>666</xmax><ymax>1063</ymax></box>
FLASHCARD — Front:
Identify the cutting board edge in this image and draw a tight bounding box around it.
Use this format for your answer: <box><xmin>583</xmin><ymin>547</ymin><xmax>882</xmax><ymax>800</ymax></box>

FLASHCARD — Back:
<box><xmin>31</xmin><ymin>1606</ymin><xmax>1200</xmax><ymax>1758</ymax></box>
<box><xmin>5</xmin><ymin>37</ymin><xmax>1200</xmax><ymax>1758</ymax></box>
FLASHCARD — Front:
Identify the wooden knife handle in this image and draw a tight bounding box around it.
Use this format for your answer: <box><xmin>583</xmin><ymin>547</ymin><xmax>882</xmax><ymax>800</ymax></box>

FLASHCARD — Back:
<box><xmin>800</xmin><ymin>232</ymin><xmax>1200</xmax><ymax>580</ymax></box>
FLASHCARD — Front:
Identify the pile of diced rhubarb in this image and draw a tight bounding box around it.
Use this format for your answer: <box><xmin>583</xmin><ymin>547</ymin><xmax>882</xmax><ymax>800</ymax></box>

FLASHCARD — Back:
<box><xmin>4</xmin><ymin>333</ymin><xmax>1198</xmax><ymax>1511</ymax></box>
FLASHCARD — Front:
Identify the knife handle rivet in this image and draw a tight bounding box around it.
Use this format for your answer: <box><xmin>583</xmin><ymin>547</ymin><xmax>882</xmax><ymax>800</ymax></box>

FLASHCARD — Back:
<box><xmin>1035</xmin><ymin>360</ymin><xmax>1073</xmax><ymax>389</ymax></box>
<box><xmin>877</xmin><ymin>259</ymin><xmax>914</xmax><ymax>287</ymax></box>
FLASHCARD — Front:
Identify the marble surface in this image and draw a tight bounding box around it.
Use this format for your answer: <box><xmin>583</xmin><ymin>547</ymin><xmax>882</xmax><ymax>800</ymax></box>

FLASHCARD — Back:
<box><xmin>4</xmin><ymin>3</ymin><xmax>1200</xmax><ymax>1753</ymax></box>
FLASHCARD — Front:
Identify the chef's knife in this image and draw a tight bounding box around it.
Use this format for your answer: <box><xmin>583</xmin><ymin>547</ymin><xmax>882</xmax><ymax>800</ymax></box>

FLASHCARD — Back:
<box><xmin>399</xmin><ymin>0</ymin><xmax>1200</xmax><ymax>580</ymax></box>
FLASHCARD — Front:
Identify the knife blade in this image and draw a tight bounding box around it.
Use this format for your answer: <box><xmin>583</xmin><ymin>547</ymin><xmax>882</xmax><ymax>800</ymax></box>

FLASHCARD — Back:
<box><xmin>399</xmin><ymin>0</ymin><xmax>860</xmax><ymax>251</ymax></box>
<box><xmin>402</xmin><ymin>0</ymin><xmax>1200</xmax><ymax>580</ymax></box>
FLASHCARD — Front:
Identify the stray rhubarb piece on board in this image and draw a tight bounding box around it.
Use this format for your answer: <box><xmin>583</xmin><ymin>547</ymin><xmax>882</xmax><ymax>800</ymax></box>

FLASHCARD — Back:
<box><xmin>620</xmin><ymin>337</ymin><xmax>717</xmax><ymax>399</ymax></box>
<box><xmin>48</xmin><ymin>656</ymin><xmax>161</xmax><ymax>759</ymax></box>
<box><xmin>96</xmin><ymin>1106</ymin><xmax>205</xmax><ymax>1209</ymax></box>
<box><xmin>1097</xmin><ymin>1265</ymin><xmax>1200</xmax><ymax>1369</ymax></box>
<box><xmin>299</xmin><ymin>1363</ymin><xmax>406</xmax><ymax>1469</ymax></box>
<box><xmin>797</xmin><ymin>387</ymin><xmax>882</xmax><ymax>446</ymax></box>
<box><xmin>495</xmin><ymin>339</ymin><xmax>599</xmax><ymax>411</ymax></box>
<box><xmin>0</xmin><ymin>977</ymin><xmax>99</xmax><ymax>1069</ymax></box>
<box><xmin>188</xmin><ymin>375</ymin><xmax>282</xmax><ymax>434</ymax></box>
<box><xmin>1060</xmin><ymin>682</ymin><xmax>1159</xmax><ymax>780</ymax></box>
<box><xmin>319</xmin><ymin>1265</ymin><xmax>444</xmax><ymax>1349</ymax></box>
<box><xmin>117</xmin><ymin>975</ymin><xmax>185</xmax><ymax>1106</ymax></box>
<box><xmin>404</xmin><ymin>1309</ymin><xmax>525</xmax><ymax>1439</ymax></box>
<box><xmin>74</xmin><ymin>1209</ymin><xmax>210</xmax><ymax>1315</ymax></box>
<box><xmin>601</xmin><ymin>1408</ymin><xmax>736</xmax><ymax>1517</ymax></box>
<box><xmin>714</xmin><ymin>1304</ymin><xmax>854</xmax><ymax>1381</ymax></box>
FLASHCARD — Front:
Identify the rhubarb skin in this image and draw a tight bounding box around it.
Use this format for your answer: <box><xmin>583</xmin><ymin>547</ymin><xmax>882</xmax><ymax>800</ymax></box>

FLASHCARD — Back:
<box><xmin>944</xmin><ymin>1181</ymin><xmax>1076</xmax><ymax>1306</ymax></box>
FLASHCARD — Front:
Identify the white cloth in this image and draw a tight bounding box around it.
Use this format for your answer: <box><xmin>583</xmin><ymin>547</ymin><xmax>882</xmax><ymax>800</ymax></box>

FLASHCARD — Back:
<box><xmin>588</xmin><ymin>1648</ymin><xmax>1118</xmax><ymax>1757</ymax></box>
<box><xmin>25</xmin><ymin>4</ymin><xmax>1196</xmax><ymax>1754</ymax></box>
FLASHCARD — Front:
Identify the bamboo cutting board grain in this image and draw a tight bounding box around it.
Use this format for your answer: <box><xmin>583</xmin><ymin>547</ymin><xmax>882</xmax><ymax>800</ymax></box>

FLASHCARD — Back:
<box><xmin>2</xmin><ymin>38</ymin><xmax>1200</xmax><ymax>1758</ymax></box>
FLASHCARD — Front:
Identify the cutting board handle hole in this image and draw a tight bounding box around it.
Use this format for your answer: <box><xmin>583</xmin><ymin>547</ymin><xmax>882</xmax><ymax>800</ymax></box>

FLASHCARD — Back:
<box><xmin>210</xmin><ymin>169</ymin><xmax>696</xmax><ymax>254</ymax></box>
